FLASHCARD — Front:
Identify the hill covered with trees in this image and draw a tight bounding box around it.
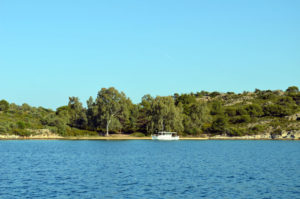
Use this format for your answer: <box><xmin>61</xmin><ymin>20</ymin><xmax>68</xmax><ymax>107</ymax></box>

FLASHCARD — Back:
<box><xmin>1</xmin><ymin>86</ymin><xmax>300</xmax><ymax>138</ymax></box>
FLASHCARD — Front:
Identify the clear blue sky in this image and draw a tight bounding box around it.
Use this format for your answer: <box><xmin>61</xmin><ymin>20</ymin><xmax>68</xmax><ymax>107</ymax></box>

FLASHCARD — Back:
<box><xmin>0</xmin><ymin>0</ymin><xmax>299</xmax><ymax>109</ymax></box>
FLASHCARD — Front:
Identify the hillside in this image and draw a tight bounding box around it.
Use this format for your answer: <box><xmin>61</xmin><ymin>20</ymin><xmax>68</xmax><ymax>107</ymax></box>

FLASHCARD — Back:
<box><xmin>0</xmin><ymin>86</ymin><xmax>300</xmax><ymax>139</ymax></box>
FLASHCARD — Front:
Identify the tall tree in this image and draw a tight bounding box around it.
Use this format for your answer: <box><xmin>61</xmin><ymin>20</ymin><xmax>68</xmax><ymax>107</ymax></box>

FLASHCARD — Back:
<box><xmin>183</xmin><ymin>101</ymin><xmax>211</xmax><ymax>135</ymax></box>
<box><xmin>95</xmin><ymin>87</ymin><xmax>129</xmax><ymax>136</ymax></box>
<box><xmin>140</xmin><ymin>96</ymin><xmax>183</xmax><ymax>134</ymax></box>
<box><xmin>86</xmin><ymin>96</ymin><xmax>98</xmax><ymax>130</ymax></box>
<box><xmin>68</xmin><ymin>97</ymin><xmax>87</xmax><ymax>129</ymax></box>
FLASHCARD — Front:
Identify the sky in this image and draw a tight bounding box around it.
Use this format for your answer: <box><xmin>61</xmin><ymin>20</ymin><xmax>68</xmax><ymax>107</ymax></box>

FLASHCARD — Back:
<box><xmin>0</xmin><ymin>0</ymin><xmax>299</xmax><ymax>109</ymax></box>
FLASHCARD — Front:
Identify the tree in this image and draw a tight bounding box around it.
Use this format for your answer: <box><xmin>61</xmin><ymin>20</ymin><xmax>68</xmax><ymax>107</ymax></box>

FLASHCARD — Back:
<box><xmin>175</xmin><ymin>94</ymin><xmax>196</xmax><ymax>115</ymax></box>
<box><xmin>123</xmin><ymin>102</ymin><xmax>139</xmax><ymax>133</ymax></box>
<box><xmin>68</xmin><ymin>97</ymin><xmax>87</xmax><ymax>129</ymax></box>
<box><xmin>0</xmin><ymin>100</ymin><xmax>9</xmax><ymax>112</ymax></box>
<box><xmin>210</xmin><ymin>100</ymin><xmax>223</xmax><ymax>115</ymax></box>
<box><xmin>245</xmin><ymin>104</ymin><xmax>263</xmax><ymax>117</ymax></box>
<box><xmin>183</xmin><ymin>101</ymin><xmax>211</xmax><ymax>135</ymax></box>
<box><xmin>140</xmin><ymin>96</ymin><xmax>183</xmax><ymax>134</ymax></box>
<box><xmin>138</xmin><ymin>95</ymin><xmax>154</xmax><ymax>134</ymax></box>
<box><xmin>95</xmin><ymin>87</ymin><xmax>129</xmax><ymax>136</ymax></box>
<box><xmin>209</xmin><ymin>91</ymin><xmax>221</xmax><ymax>98</ymax></box>
<box><xmin>286</xmin><ymin>86</ymin><xmax>299</xmax><ymax>94</ymax></box>
<box><xmin>56</xmin><ymin>105</ymin><xmax>71</xmax><ymax>124</ymax></box>
<box><xmin>263</xmin><ymin>104</ymin><xmax>291</xmax><ymax>117</ymax></box>
<box><xmin>86</xmin><ymin>96</ymin><xmax>98</xmax><ymax>130</ymax></box>
<box><xmin>210</xmin><ymin>116</ymin><xmax>228</xmax><ymax>134</ymax></box>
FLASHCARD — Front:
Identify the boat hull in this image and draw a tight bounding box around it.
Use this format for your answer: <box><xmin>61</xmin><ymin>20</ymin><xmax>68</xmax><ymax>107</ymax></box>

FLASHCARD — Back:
<box><xmin>152</xmin><ymin>135</ymin><xmax>179</xmax><ymax>140</ymax></box>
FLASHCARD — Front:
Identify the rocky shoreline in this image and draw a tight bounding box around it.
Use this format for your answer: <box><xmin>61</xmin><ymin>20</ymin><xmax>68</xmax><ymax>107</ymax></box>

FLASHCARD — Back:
<box><xmin>0</xmin><ymin>134</ymin><xmax>299</xmax><ymax>140</ymax></box>
<box><xmin>1</xmin><ymin>128</ymin><xmax>300</xmax><ymax>140</ymax></box>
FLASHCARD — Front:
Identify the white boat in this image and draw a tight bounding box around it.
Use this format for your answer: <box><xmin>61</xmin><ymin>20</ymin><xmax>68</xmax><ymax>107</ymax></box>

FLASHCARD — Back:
<box><xmin>151</xmin><ymin>132</ymin><xmax>179</xmax><ymax>140</ymax></box>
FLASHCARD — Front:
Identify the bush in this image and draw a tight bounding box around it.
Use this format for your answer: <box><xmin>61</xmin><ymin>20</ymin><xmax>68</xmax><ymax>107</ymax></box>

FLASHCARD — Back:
<box><xmin>250</xmin><ymin>125</ymin><xmax>265</xmax><ymax>134</ymax></box>
<box><xmin>229</xmin><ymin>115</ymin><xmax>251</xmax><ymax>124</ymax></box>
<box><xmin>210</xmin><ymin>92</ymin><xmax>221</xmax><ymax>98</ymax></box>
<box><xmin>210</xmin><ymin>116</ymin><xmax>228</xmax><ymax>134</ymax></box>
<box><xmin>13</xmin><ymin>129</ymin><xmax>32</xmax><ymax>137</ymax></box>
<box><xmin>286</xmin><ymin>86</ymin><xmax>299</xmax><ymax>94</ymax></box>
<box><xmin>245</xmin><ymin>104</ymin><xmax>263</xmax><ymax>117</ymax></box>
<box><xmin>263</xmin><ymin>104</ymin><xmax>291</xmax><ymax>117</ymax></box>
<box><xmin>225</xmin><ymin>107</ymin><xmax>237</xmax><ymax>117</ymax></box>
<box><xmin>226</xmin><ymin>128</ymin><xmax>245</xmax><ymax>137</ymax></box>
<box><xmin>184</xmin><ymin>127</ymin><xmax>202</xmax><ymax>136</ymax></box>
<box><xmin>0</xmin><ymin>126</ymin><xmax>7</xmax><ymax>134</ymax></box>
<box><xmin>0</xmin><ymin>100</ymin><xmax>9</xmax><ymax>112</ymax></box>
<box><xmin>210</xmin><ymin>101</ymin><xmax>223</xmax><ymax>115</ymax></box>
<box><xmin>236</xmin><ymin>107</ymin><xmax>248</xmax><ymax>115</ymax></box>
<box><xmin>16</xmin><ymin>121</ymin><xmax>26</xmax><ymax>129</ymax></box>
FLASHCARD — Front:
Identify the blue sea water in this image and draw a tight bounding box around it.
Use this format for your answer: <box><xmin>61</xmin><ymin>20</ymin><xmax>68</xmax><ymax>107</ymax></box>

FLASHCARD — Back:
<box><xmin>0</xmin><ymin>140</ymin><xmax>299</xmax><ymax>199</ymax></box>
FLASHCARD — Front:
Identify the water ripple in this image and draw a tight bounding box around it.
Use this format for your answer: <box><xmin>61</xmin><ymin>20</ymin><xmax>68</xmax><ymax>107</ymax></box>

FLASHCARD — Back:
<box><xmin>0</xmin><ymin>140</ymin><xmax>299</xmax><ymax>198</ymax></box>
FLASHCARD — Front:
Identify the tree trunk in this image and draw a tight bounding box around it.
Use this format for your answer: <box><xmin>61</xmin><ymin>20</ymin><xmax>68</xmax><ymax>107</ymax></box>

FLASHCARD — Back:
<box><xmin>106</xmin><ymin>120</ymin><xmax>111</xmax><ymax>136</ymax></box>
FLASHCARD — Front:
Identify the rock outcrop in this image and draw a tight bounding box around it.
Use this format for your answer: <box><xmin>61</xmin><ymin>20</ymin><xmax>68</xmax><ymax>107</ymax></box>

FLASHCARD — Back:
<box><xmin>286</xmin><ymin>112</ymin><xmax>300</xmax><ymax>121</ymax></box>
<box><xmin>210</xmin><ymin>130</ymin><xmax>300</xmax><ymax>140</ymax></box>
<box><xmin>0</xmin><ymin>129</ymin><xmax>62</xmax><ymax>139</ymax></box>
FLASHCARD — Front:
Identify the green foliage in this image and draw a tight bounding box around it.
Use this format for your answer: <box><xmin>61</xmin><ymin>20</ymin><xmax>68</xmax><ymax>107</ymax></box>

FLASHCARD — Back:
<box><xmin>290</xmin><ymin>93</ymin><xmax>300</xmax><ymax>105</ymax></box>
<box><xmin>1</xmin><ymin>85</ymin><xmax>300</xmax><ymax>138</ymax></box>
<box><xmin>210</xmin><ymin>100</ymin><xmax>223</xmax><ymax>115</ymax></box>
<box><xmin>263</xmin><ymin>104</ymin><xmax>291</xmax><ymax>117</ymax></box>
<box><xmin>286</xmin><ymin>86</ymin><xmax>299</xmax><ymax>94</ymax></box>
<box><xmin>17</xmin><ymin>121</ymin><xmax>26</xmax><ymax>129</ymax></box>
<box><xmin>236</xmin><ymin>107</ymin><xmax>248</xmax><ymax>115</ymax></box>
<box><xmin>183</xmin><ymin>101</ymin><xmax>211</xmax><ymax>135</ymax></box>
<box><xmin>225</xmin><ymin>107</ymin><xmax>237</xmax><ymax>117</ymax></box>
<box><xmin>226</xmin><ymin>127</ymin><xmax>245</xmax><ymax>137</ymax></box>
<box><xmin>229</xmin><ymin>115</ymin><xmax>251</xmax><ymax>124</ymax></box>
<box><xmin>245</xmin><ymin>104</ymin><xmax>263</xmax><ymax>117</ymax></box>
<box><xmin>0</xmin><ymin>100</ymin><xmax>9</xmax><ymax>112</ymax></box>
<box><xmin>141</xmin><ymin>96</ymin><xmax>184</xmax><ymax>134</ymax></box>
<box><xmin>258</xmin><ymin>90</ymin><xmax>277</xmax><ymax>100</ymax></box>
<box><xmin>175</xmin><ymin>94</ymin><xmax>196</xmax><ymax>115</ymax></box>
<box><xmin>13</xmin><ymin>129</ymin><xmax>32</xmax><ymax>137</ymax></box>
<box><xmin>250</xmin><ymin>125</ymin><xmax>265</xmax><ymax>134</ymax></box>
<box><xmin>95</xmin><ymin>87</ymin><xmax>130</xmax><ymax>135</ymax></box>
<box><xmin>210</xmin><ymin>116</ymin><xmax>228</xmax><ymax>134</ymax></box>
<box><xmin>209</xmin><ymin>91</ymin><xmax>221</xmax><ymax>98</ymax></box>
<box><xmin>68</xmin><ymin>97</ymin><xmax>88</xmax><ymax>129</ymax></box>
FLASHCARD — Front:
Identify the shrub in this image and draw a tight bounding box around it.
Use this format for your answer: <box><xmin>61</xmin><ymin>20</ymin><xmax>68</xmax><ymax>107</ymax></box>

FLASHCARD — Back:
<box><xmin>245</xmin><ymin>104</ymin><xmax>263</xmax><ymax>117</ymax></box>
<box><xmin>250</xmin><ymin>125</ymin><xmax>265</xmax><ymax>134</ymax></box>
<box><xmin>0</xmin><ymin>126</ymin><xmax>8</xmax><ymax>134</ymax></box>
<box><xmin>225</xmin><ymin>107</ymin><xmax>237</xmax><ymax>117</ymax></box>
<box><xmin>185</xmin><ymin>127</ymin><xmax>202</xmax><ymax>136</ymax></box>
<box><xmin>263</xmin><ymin>104</ymin><xmax>291</xmax><ymax>117</ymax></box>
<box><xmin>226</xmin><ymin>128</ymin><xmax>245</xmax><ymax>137</ymax></box>
<box><xmin>210</xmin><ymin>101</ymin><xmax>223</xmax><ymax>115</ymax></box>
<box><xmin>210</xmin><ymin>116</ymin><xmax>228</xmax><ymax>134</ymax></box>
<box><xmin>0</xmin><ymin>100</ymin><xmax>9</xmax><ymax>112</ymax></box>
<box><xmin>13</xmin><ymin>129</ymin><xmax>32</xmax><ymax>137</ymax></box>
<box><xmin>17</xmin><ymin>121</ymin><xmax>26</xmax><ymax>129</ymax></box>
<box><xmin>210</xmin><ymin>92</ymin><xmax>221</xmax><ymax>98</ymax></box>
<box><xmin>229</xmin><ymin>115</ymin><xmax>251</xmax><ymax>124</ymax></box>
<box><xmin>236</xmin><ymin>107</ymin><xmax>248</xmax><ymax>115</ymax></box>
<box><xmin>286</xmin><ymin>86</ymin><xmax>299</xmax><ymax>94</ymax></box>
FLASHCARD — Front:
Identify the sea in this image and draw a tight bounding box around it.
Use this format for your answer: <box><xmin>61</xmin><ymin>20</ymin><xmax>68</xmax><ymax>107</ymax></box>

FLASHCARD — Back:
<box><xmin>0</xmin><ymin>140</ymin><xmax>299</xmax><ymax>199</ymax></box>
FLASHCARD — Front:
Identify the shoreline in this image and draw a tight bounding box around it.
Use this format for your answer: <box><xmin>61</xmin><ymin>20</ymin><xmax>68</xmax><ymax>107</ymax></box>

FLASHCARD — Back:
<box><xmin>0</xmin><ymin>135</ymin><xmax>299</xmax><ymax>141</ymax></box>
